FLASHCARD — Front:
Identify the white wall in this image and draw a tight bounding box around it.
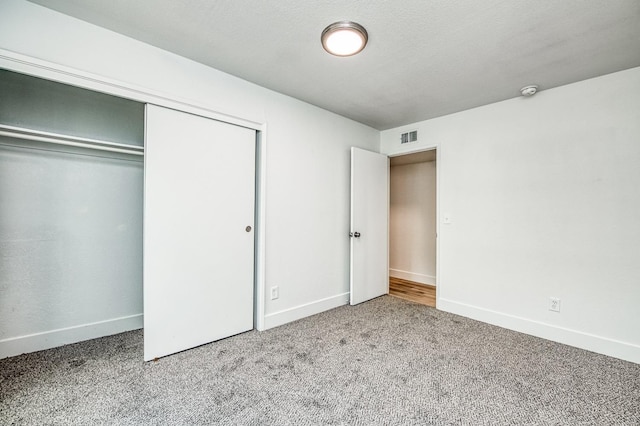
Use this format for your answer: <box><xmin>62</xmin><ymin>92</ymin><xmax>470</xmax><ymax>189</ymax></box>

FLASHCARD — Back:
<box><xmin>0</xmin><ymin>0</ymin><xmax>379</xmax><ymax>357</ymax></box>
<box><xmin>389</xmin><ymin>161</ymin><xmax>437</xmax><ymax>285</ymax></box>
<box><xmin>381</xmin><ymin>67</ymin><xmax>640</xmax><ymax>364</ymax></box>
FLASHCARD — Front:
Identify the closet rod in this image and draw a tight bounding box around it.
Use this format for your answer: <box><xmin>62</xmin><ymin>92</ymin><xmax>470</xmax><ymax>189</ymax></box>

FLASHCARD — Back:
<box><xmin>0</xmin><ymin>124</ymin><xmax>144</xmax><ymax>156</ymax></box>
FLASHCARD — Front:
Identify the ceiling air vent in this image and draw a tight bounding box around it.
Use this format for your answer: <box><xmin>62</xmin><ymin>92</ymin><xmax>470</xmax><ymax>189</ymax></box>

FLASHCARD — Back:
<box><xmin>400</xmin><ymin>130</ymin><xmax>418</xmax><ymax>144</ymax></box>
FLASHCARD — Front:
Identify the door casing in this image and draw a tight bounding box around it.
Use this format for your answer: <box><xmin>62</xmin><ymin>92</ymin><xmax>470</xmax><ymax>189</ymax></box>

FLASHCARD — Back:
<box><xmin>387</xmin><ymin>145</ymin><xmax>440</xmax><ymax>306</ymax></box>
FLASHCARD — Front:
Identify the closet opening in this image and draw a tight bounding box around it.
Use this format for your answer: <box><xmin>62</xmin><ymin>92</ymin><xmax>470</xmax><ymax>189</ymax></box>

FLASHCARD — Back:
<box><xmin>388</xmin><ymin>149</ymin><xmax>437</xmax><ymax>307</ymax></box>
<box><xmin>0</xmin><ymin>68</ymin><xmax>264</xmax><ymax>360</ymax></box>
<box><xmin>0</xmin><ymin>69</ymin><xmax>145</xmax><ymax>359</ymax></box>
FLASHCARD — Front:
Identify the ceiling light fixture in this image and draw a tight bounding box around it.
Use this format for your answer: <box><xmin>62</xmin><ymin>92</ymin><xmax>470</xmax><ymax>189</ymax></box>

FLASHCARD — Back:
<box><xmin>321</xmin><ymin>21</ymin><xmax>368</xmax><ymax>57</ymax></box>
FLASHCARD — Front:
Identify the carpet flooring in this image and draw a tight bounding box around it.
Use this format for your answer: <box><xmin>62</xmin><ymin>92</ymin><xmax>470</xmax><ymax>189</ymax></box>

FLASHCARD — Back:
<box><xmin>1</xmin><ymin>296</ymin><xmax>639</xmax><ymax>425</ymax></box>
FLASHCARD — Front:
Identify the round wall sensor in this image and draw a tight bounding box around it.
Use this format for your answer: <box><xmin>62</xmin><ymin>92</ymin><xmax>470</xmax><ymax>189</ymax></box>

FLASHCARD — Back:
<box><xmin>521</xmin><ymin>85</ymin><xmax>538</xmax><ymax>96</ymax></box>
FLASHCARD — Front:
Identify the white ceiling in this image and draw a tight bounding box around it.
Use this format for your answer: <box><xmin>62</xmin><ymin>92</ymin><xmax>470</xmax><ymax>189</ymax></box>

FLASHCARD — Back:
<box><xmin>28</xmin><ymin>0</ymin><xmax>640</xmax><ymax>130</ymax></box>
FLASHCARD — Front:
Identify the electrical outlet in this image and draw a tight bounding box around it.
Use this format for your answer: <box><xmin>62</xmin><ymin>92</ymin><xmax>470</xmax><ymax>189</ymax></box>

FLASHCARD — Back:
<box><xmin>549</xmin><ymin>297</ymin><xmax>561</xmax><ymax>312</ymax></box>
<box><xmin>270</xmin><ymin>286</ymin><xmax>279</xmax><ymax>300</ymax></box>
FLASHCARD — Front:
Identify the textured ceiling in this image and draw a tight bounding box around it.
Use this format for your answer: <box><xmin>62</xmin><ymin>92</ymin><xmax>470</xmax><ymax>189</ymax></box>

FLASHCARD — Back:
<box><xmin>28</xmin><ymin>0</ymin><xmax>640</xmax><ymax>130</ymax></box>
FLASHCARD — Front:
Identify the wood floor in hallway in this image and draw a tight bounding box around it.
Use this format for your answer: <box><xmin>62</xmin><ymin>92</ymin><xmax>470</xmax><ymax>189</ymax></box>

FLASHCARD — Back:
<box><xmin>389</xmin><ymin>277</ymin><xmax>436</xmax><ymax>307</ymax></box>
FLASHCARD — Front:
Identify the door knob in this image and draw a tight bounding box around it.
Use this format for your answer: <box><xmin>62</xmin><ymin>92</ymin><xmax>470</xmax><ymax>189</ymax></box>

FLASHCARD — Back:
<box><xmin>353</xmin><ymin>232</ymin><xmax>361</xmax><ymax>238</ymax></box>
<box><xmin>246</xmin><ymin>226</ymin><xmax>252</xmax><ymax>232</ymax></box>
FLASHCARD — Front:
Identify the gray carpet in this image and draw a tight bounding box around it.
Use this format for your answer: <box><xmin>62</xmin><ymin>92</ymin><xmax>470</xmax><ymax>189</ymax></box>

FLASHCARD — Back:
<box><xmin>1</xmin><ymin>296</ymin><xmax>639</xmax><ymax>425</ymax></box>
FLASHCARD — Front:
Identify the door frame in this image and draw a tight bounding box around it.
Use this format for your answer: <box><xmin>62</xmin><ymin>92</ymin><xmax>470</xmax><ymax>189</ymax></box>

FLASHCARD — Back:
<box><xmin>387</xmin><ymin>144</ymin><xmax>440</xmax><ymax>307</ymax></box>
<box><xmin>0</xmin><ymin>49</ymin><xmax>269</xmax><ymax>330</ymax></box>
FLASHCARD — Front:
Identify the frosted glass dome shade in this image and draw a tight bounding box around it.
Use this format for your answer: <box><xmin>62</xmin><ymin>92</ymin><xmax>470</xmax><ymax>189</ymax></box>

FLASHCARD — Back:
<box><xmin>321</xmin><ymin>21</ymin><xmax>368</xmax><ymax>57</ymax></box>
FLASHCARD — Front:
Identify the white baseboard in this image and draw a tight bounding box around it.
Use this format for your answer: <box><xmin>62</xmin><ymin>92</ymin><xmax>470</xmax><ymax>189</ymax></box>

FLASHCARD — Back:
<box><xmin>262</xmin><ymin>292</ymin><xmax>350</xmax><ymax>330</ymax></box>
<box><xmin>0</xmin><ymin>314</ymin><xmax>143</xmax><ymax>359</ymax></box>
<box><xmin>389</xmin><ymin>268</ymin><xmax>436</xmax><ymax>286</ymax></box>
<box><xmin>438</xmin><ymin>298</ymin><xmax>640</xmax><ymax>365</ymax></box>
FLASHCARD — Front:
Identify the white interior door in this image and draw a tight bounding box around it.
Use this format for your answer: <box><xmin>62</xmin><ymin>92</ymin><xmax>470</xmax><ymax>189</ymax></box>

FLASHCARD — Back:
<box><xmin>350</xmin><ymin>147</ymin><xmax>389</xmax><ymax>305</ymax></box>
<box><xmin>144</xmin><ymin>105</ymin><xmax>255</xmax><ymax>361</ymax></box>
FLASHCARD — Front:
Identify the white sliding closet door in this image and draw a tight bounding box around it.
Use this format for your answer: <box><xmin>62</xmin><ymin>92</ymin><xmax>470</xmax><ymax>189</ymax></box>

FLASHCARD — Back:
<box><xmin>144</xmin><ymin>105</ymin><xmax>255</xmax><ymax>361</ymax></box>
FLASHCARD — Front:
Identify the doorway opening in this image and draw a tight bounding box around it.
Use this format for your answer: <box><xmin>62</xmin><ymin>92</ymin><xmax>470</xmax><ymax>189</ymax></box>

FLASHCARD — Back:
<box><xmin>388</xmin><ymin>149</ymin><xmax>437</xmax><ymax>307</ymax></box>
